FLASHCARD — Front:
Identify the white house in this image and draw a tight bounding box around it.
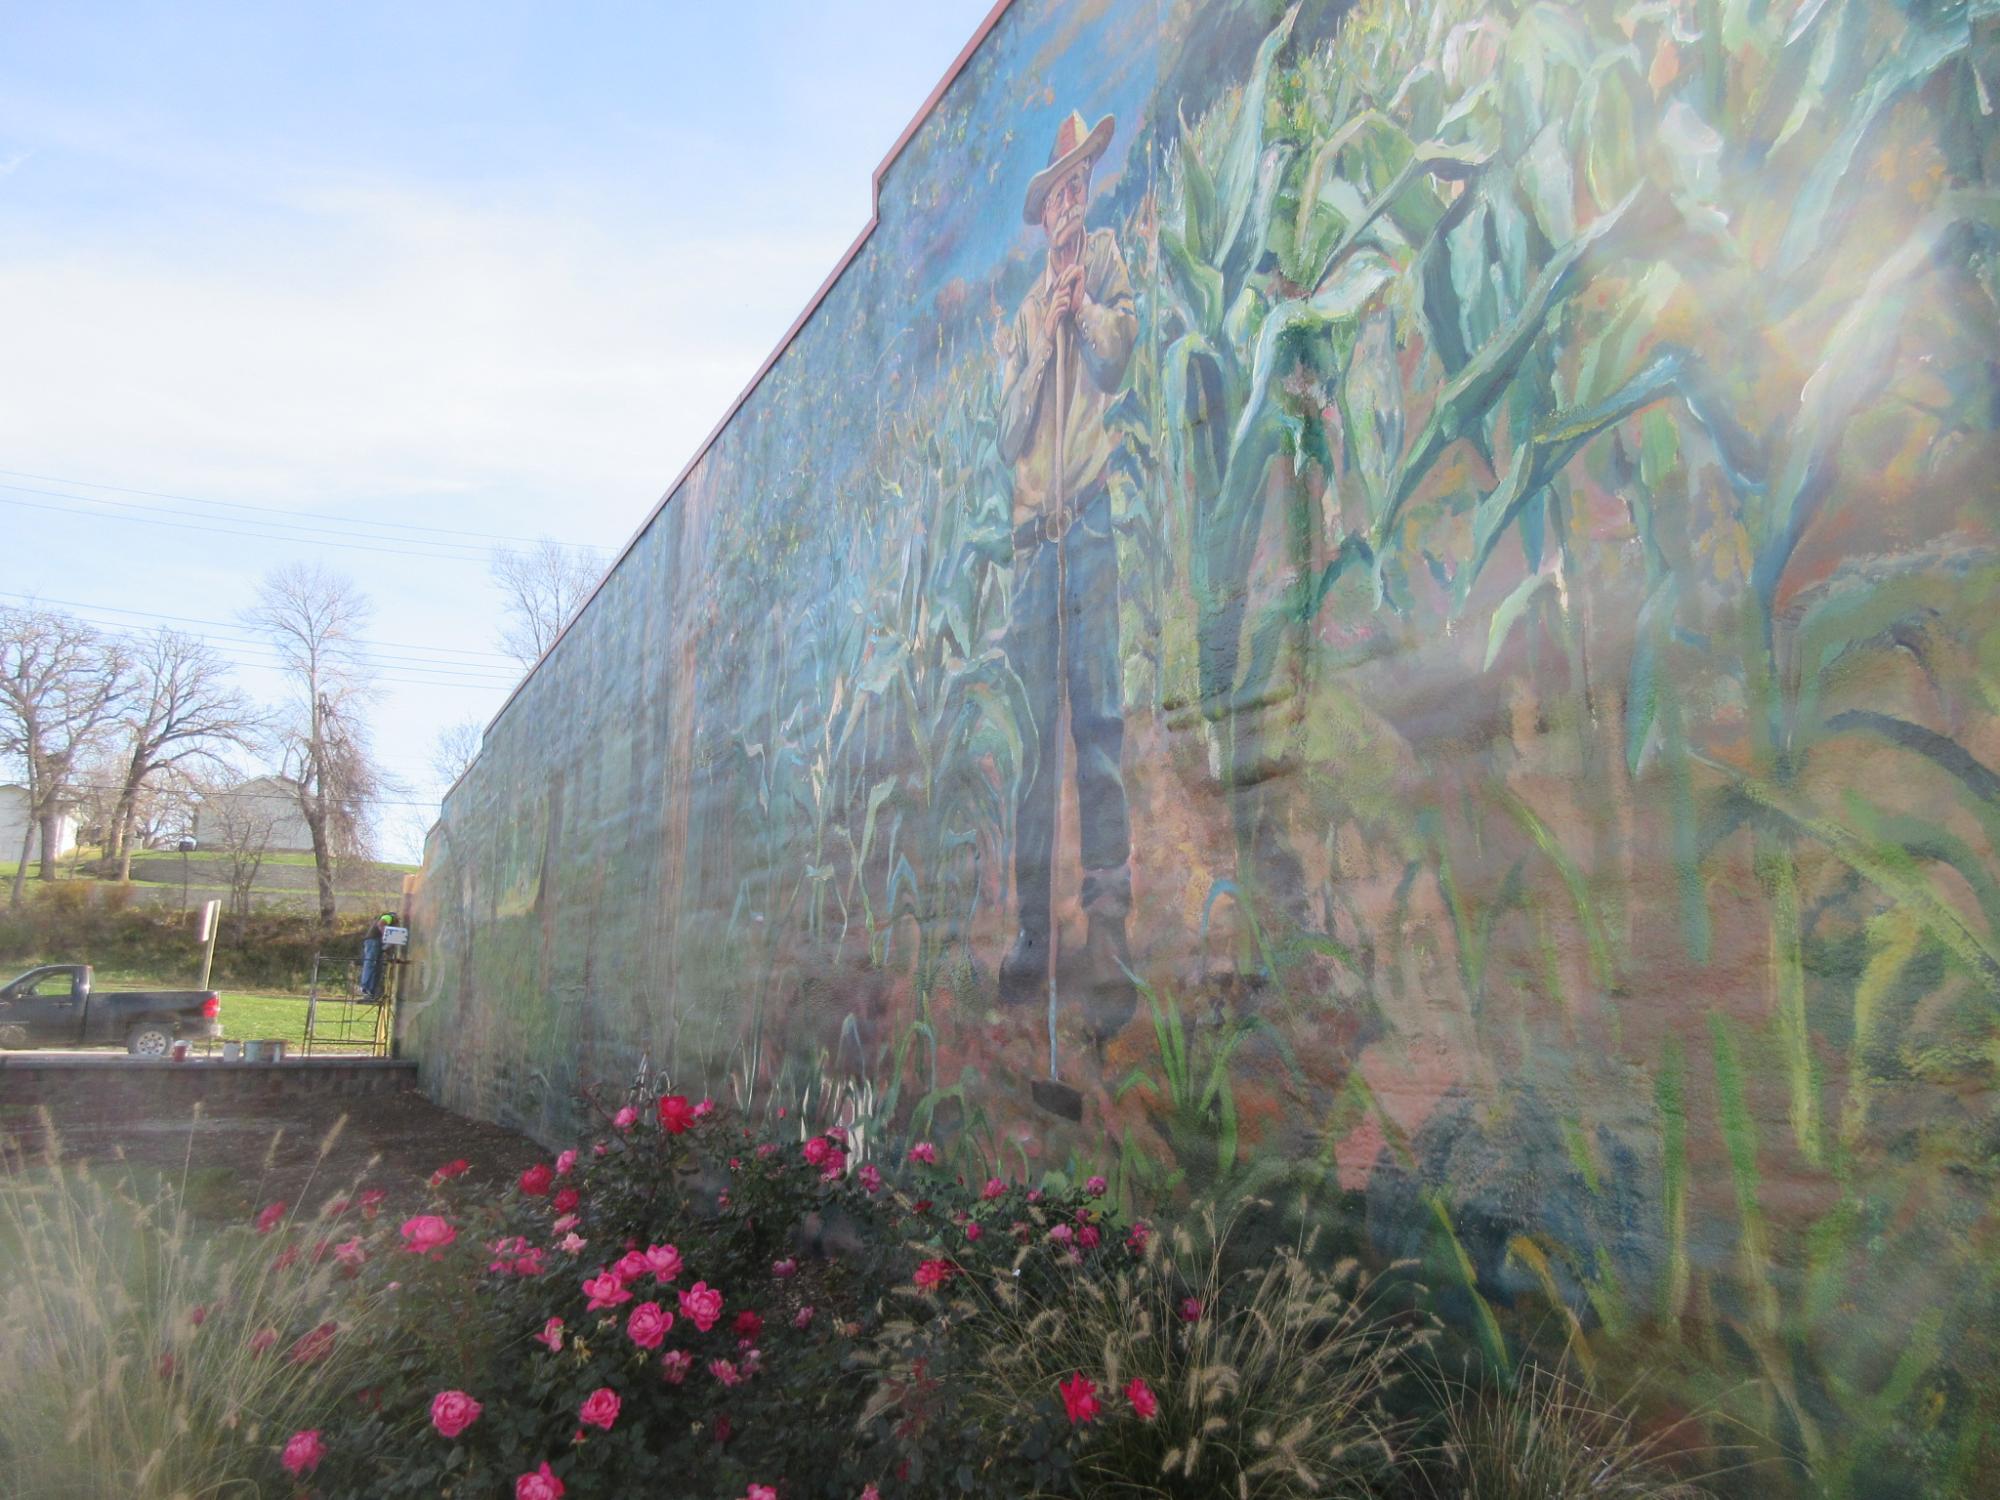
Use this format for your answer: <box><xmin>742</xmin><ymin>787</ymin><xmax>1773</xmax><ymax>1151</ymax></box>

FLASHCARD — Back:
<box><xmin>194</xmin><ymin>774</ymin><xmax>317</xmax><ymax>855</ymax></box>
<box><xmin>0</xmin><ymin>784</ymin><xmax>78</xmax><ymax>864</ymax></box>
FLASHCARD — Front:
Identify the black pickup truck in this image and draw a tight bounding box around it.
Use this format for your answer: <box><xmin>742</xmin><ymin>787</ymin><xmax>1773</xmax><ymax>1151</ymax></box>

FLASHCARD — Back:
<box><xmin>0</xmin><ymin>965</ymin><xmax>223</xmax><ymax>1056</ymax></box>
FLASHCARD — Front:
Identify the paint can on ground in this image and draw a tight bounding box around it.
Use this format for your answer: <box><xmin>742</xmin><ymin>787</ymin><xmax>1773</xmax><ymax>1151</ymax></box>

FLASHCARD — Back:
<box><xmin>221</xmin><ymin>1040</ymin><xmax>242</xmax><ymax>1062</ymax></box>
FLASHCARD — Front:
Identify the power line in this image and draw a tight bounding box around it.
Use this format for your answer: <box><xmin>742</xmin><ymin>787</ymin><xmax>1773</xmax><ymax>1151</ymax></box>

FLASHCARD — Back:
<box><xmin>0</xmin><ymin>465</ymin><xmax>615</xmax><ymax>553</ymax></box>
<box><xmin>0</xmin><ymin>600</ymin><xmax>518</xmax><ymax>691</ymax></box>
<box><xmin>0</xmin><ymin>490</ymin><xmax>507</xmax><ymax>563</ymax></box>
<box><xmin>0</xmin><ymin>480</ymin><xmax>496</xmax><ymax>557</ymax></box>
<box><xmin>0</xmin><ymin>591</ymin><xmax>522</xmax><ymax>665</ymax></box>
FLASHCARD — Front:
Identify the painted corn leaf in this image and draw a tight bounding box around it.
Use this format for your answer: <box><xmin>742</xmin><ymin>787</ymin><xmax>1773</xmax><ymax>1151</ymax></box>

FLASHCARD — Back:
<box><xmin>1483</xmin><ymin>569</ymin><xmax>1550</xmax><ymax>670</ymax></box>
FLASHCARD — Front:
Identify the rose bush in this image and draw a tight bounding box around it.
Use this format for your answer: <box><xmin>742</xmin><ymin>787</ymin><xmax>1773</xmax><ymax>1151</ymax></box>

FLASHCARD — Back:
<box><xmin>3</xmin><ymin>1085</ymin><xmax>1714</xmax><ymax>1499</ymax></box>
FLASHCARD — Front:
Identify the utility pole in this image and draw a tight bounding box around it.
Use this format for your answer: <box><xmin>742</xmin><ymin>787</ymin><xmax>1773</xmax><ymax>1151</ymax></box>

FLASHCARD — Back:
<box><xmin>177</xmin><ymin>833</ymin><xmax>197</xmax><ymax>914</ymax></box>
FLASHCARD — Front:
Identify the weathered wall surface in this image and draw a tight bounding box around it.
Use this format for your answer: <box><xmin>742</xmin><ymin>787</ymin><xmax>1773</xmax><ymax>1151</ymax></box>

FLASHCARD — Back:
<box><xmin>410</xmin><ymin>1</ymin><xmax>2000</xmax><ymax>1489</ymax></box>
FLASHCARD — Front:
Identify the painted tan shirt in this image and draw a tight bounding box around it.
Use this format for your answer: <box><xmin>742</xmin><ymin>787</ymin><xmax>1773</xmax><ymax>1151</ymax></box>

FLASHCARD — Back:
<box><xmin>997</xmin><ymin>227</ymin><xmax>1138</xmax><ymax>528</ymax></box>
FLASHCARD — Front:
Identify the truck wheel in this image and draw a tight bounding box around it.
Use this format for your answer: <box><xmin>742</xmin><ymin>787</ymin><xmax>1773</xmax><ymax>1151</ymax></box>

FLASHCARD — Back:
<box><xmin>127</xmin><ymin>1023</ymin><xmax>174</xmax><ymax>1058</ymax></box>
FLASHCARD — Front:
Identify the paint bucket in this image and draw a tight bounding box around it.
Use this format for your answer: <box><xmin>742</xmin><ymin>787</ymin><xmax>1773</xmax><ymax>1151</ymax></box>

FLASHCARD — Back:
<box><xmin>244</xmin><ymin>1039</ymin><xmax>271</xmax><ymax>1063</ymax></box>
<box><xmin>221</xmin><ymin>1040</ymin><xmax>242</xmax><ymax>1062</ymax></box>
<box><xmin>170</xmin><ymin>1039</ymin><xmax>191</xmax><ymax>1062</ymax></box>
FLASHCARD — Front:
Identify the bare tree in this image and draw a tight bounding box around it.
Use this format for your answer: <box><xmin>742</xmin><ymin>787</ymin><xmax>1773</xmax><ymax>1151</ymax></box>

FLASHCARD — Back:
<box><xmin>244</xmin><ymin>564</ymin><xmax>386</xmax><ymax>924</ymax></box>
<box><xmin>490</xmin><ymin>537</ymin><xmax>601</xmax><ymax>667</ymax></box>
<box><xmin>105</xmin><ymin>629</ymin><xmax>261</xmax><ymax>881</ymax></box>
<box><xmin>0</xmin><ymin>606</ymin><xmax>133</xmax><ymax>907</ymax></box>
<box><xmin>198</xmin><ymin>770</ymin><xmax>283</xmax><ymax>919</ymax></box>
<box><xmin>431</xmin><ymin>717</ymin><xmax>483</xmax><ymax>790</ymax></box>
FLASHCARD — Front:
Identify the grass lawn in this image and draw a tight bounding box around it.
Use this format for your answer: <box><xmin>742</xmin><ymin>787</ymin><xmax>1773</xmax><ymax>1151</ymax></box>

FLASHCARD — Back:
<box><xmin>4</xmin><ymin>848</ymin><xmax>418</xmax><ymax>879</ymax></box>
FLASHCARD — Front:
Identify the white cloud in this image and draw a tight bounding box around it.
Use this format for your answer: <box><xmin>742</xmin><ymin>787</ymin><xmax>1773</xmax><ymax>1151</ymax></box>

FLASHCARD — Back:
<box><xmin>0</xmin><ymin>180</ymin><xmax>848</xmax><ymax>527</ymax></box>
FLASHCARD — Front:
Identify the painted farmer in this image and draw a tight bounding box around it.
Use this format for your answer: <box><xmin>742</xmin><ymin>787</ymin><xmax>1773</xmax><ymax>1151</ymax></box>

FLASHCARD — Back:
<box><xmin>996</xmin><ymin>110</ymin><xmax>1139</xmax><ymax>1046</ymax></box>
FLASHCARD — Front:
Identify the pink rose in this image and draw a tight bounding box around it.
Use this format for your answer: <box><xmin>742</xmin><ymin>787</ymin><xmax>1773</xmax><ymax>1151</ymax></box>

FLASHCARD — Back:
<box><xmin>677</xmin><ymin>1280</ymin><xmax>724</xmax><ymax>1332</ymax></box>
<box><xmin>359</xmin><ymin>1188</ymin><xmax>387</xmax><ymax>1218</ymax></box>
<box><xmin>289</xmin><ymin>1321</ymin><xmax>336</xmax><ymax>1365</ymax></box>
<box><xmin>862</xmin><ymin>1486</ymin><xmax>882</xmax><ymax>1500</ymax></box>
<box><xmin>746</xmin><ymin>1487</ymin><xmax>777</xmax><ymax>1500</ymax></box>
<box><xmin>656</xmin><ymin>1094</ymin><xmax>695</xmax><ymax>1133</ymax></box>
<box><xmin>1178</xmin><ymin>1296</ymin><xmax>1202</xmax><ymax>1323</ymax></box>
<box><xmin>820</xmin><ymin>1145</ymin><xmax>847</xmax><ymax>1180</ymax></box>
<box><xmin>709</xmin><ymin>1357</ymin><xmax>743</xmax><ymax>1387</ymax></box>
<box><xmin>577</xmin><ymin>1386</ymin><xmax>620</xmax><ymax>1431</ymax></box>
<box><xmin>626</xmin><ymin>1301</ymin><xmax>673</xmax><ymax>1349</ymax></box>
<box><xmin>644</xmin><ymin>1243</ymin><xmax>683</xmax><ymax>1283</ymax></box>
<box><xmin>255</xmin><ymin>1201</ymin><xmax>287</xmax><ymax>1234</ymax></box>
<box><xmin>534</xmin><ymin>1316</ymin><xmax>564</xmax><ymax>1352</ymax></box>
<box><xmin>660</xmin><ymin>1348</ymin><xmax>693</xmax><ymax>1384</ymax></box>
<box><xmin>400</xmin><ymin>1214</ymin><xmax>456</xmax><ymax>1257</ymax></box>
<box><xmin>1060</xmin><ymin>1372</ymin><xmax>1101</xmax><ymax>1425</ymax></box>
<box><xmin>428</xmin><ymin>1158</ymin><xmax>470</xmax><ymax>1187</ymax></box>
<box><xmin>592</xmin><ymin>1140</ymin><xmax>608</xmax><ymax>1157</ymax></box>
<box><xmin>803</xmin><ymin>1136</ymin><xmax>831</xmax><ymax>1166</ymax></box>
<box><xmin>280</xmin><ymin>1428</ymin><xmax>324</xmax><ymax>1477</ymax></box>
<box><xmin>430</xmin><ymin>1389</ymin><xmax>483</xmax><ymax>1439</ymax></box>
<box><xmin>907</xmin><ymin>1141</ymin><xmax>938</xmax><ymax>1165</ymax></box>
<box><xmin>965</xmin><ymin>1222</ymin><xmax>983</xmax><ymax>1242</ymax></box>
<box><xmin>771</xmin><ymin>1257</ymin><xmax>796</xmax><ymax>1279</ymax></box>
<box><xmin>518</xmin><ymin>1163</ymin><xmax>554</xmax><ymax>1196</ymax></box>
<box><xmin>582</xmin><ymin>1271</ymin><xmax>632</xmax><ymax>1310</ymax></box>
<box><xmin>693</xmin><ymin>1097</ymin><xmax>716</xmax><ymax>1119</ymax></box>
<box><xmin>613</xmin><ymin>1105</ymin><xmax>639</xmax><ymax>1131</ymax></box>
<box><xmin>558</xmin><ymin>1232</ymin><xmax>588</xmax><ymax>1254</ymax></box>
<box><xmin>1126</xmin><ymin>1221</ymin><xmax>1151</xmax><ymax>1255</ymax></box>
<box><xmin>515</xmin><ymin>1460</ymin><xmax>566</xmax><ymax>1500</ymax></box>
<box><xmin>553</xmin><ymin>1213</ymin><xmax>580</xmax><ymax>1233</ymax></box>
<box><xmin>551</xmin><ymin>1187</ymin><xmax>579</xmax><ymax>1215</ymax></box>
<box><xmin>613</xmin><ymin>1249</ymin><xmax>650</xmax><ymax>1284</ymax></box>
<box><xmin>333</xmin><ymin>1236</ymin><xmax>367</xmax><ymax>1272</ymax></box>
<box><xmin>732</xmin><ymin>1309</ymin><xmax>763</xmax><ymax>1344</ymax></box>
<box><xmin>793</xmin><ymin>1305</ymin><xmax>815</xmax><ymax>1329</ymax></box>
<box><xmin>858</xmin><ymin>1163</ymin><xmax>883</xmax><ymax>1194</ymax></box>
<box><xmin>249</xmin><ymin>1327</ymin><xmax>278</xmax><ymax>1355</ymax></box>
<box><xmin>1027</xmin><ymin>1188</ymin><xmax>1043</xmax><ymax>1203</ymax></box>
<box><xmin>1125</xmin><ymin>1376</ymin><xmax>1159</xmax><ymax>1420</ymax></box>
<box><xmin>1048</xmin><ymin>1223</ymin><xmax>1074</xmax><ymax>1245</ymax></box>
<box><xmin>914</xmin><ymin>1258</ymin><xmax>954</xmax><ymax>1291</ymax></box>
<box><xmin>1078</xmin><ymin>1225</ymin><xmax>1101</xmax><ymax>1250</ymax></box>
<box><xmin>554</xmin><ymin>1149</ymin><xmax>577</xmax><ymax>1176</ymax></box>
<box><xmin>982</xmin><ymin>1177</ymin><xmax>1006</xmax><ymax>1200</ymax></box>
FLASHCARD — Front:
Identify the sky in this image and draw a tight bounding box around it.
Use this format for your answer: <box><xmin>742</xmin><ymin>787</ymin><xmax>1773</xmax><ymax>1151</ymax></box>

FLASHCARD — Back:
<box><xmin>0</xmin><ymin>0</ymin><xmax>999</xmax><ymax>861</ymax></box>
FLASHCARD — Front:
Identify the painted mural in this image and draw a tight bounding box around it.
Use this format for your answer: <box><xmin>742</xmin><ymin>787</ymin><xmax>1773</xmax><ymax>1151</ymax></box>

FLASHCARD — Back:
<box><xmin>410</xmin><ymin>0</ymin><xmax>2000</xmax><ymax>1491</ymax></box>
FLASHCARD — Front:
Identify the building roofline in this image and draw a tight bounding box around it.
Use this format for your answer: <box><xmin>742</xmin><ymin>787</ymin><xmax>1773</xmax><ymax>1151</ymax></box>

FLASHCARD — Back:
<box><xmin>461</xmin><ymin>0</ymin><xmax>1020</xmax><ymax>783</ymax></box>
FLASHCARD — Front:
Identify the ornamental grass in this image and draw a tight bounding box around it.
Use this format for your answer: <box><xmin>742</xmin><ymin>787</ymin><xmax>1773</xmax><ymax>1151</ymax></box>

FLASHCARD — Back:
<box><xmin>0</xmin><ymin>1107</ymin><xmax>389</xmax><ymax>1498</ymax></box>
<box><xmin>862</xmin><ymin>1199</ymin><xmax>1434</xmax><ymax>1498</ymax></box>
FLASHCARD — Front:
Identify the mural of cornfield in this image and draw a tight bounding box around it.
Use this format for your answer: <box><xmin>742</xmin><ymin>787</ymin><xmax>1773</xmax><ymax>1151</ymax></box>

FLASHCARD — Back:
<box><xmin>410</xmin><ymin>0</ymin><xmax>2000</xmax><ymax>1491</ymax></box>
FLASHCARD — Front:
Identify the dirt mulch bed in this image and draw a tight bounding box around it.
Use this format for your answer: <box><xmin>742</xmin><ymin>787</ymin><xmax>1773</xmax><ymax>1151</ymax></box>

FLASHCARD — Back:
<box><xmin>1</xmin><ymin>1085</ymin><xmax>546</xmax><ymax>1225</ymax></box>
